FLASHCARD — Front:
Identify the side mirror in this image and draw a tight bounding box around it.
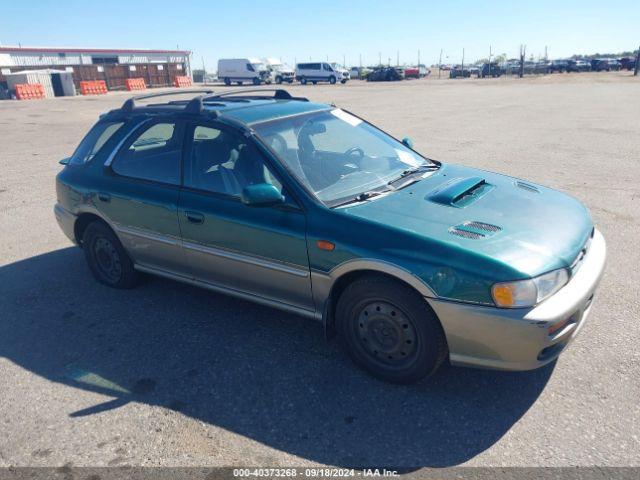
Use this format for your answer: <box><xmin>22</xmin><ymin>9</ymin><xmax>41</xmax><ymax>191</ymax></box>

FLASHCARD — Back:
<box><xmin>241</xmin><ymin>183</ymin><xmax>285</xmax><ymax>207</ymax></box>
<box><xmin>59</xmin><ymin>157</ymin><xmax>71</xmax><ymax>166</ymax></box>
<box><xmin>402</xmin><ymin>137</ymin><xmax>414</xmax><ymax>149</ymax></box>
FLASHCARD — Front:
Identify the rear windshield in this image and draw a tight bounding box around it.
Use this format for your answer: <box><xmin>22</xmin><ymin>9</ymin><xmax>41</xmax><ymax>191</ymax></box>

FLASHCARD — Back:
<box><xmin>69</xmin><ymin>121</ymin><xmax>124</xmax><ymax>165</ymax></box>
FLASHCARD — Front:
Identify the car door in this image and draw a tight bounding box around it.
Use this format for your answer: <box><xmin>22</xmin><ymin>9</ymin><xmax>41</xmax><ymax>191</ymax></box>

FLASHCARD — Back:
<box><xmin>98</xmin><ymin>118</ymin><xmax>188</xmax><ymax>276</ymax></box>
<box><xmin>178</xmin><ymin>121</ymin><xmax>314</xmax><ymax>312</ymax></box>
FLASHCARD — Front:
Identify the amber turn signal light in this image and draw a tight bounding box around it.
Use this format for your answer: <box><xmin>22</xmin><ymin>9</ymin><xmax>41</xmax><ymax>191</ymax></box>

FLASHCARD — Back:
<box><xmin>317</xmin><ymin>240</ymin><xmax>335</xmax><ymax>251</ymax></box>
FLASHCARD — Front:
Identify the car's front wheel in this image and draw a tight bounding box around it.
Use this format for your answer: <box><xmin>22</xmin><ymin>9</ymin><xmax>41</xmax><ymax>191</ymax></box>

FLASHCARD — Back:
<box><xmin>82</xmin><ymin>221</ymin><xmax>140</xmax><ymax>289</ymax></box>
<box><xmin>336</xmin><ymin>276</ymin><xmax>447</xmax><ymax>383</ymax></box>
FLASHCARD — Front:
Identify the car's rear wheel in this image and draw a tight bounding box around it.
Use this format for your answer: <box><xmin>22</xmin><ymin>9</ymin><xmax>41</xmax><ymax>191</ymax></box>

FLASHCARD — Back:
<box><xmin>336</xmin><ymin>276</ymin><xmax>447</xmax><ymax>383</ymax></box>
<box><xmin>300</xmin><ymin>77</ymin><xmax>307</xmax><ymax>85</ymax></box>
<box><xmin>82</xmin><ymin>221</ymin><xmax>140</xmax><ymax>289</ymax></box>
<box><xmin>253</xmin><ymin>77</ymin><xmax>261</xmax><ymax>85</ymax></box>
<box><xmin>224</xmin><ymin>77</ymin><xmax>231</xmax><ymax>86</ymax></box>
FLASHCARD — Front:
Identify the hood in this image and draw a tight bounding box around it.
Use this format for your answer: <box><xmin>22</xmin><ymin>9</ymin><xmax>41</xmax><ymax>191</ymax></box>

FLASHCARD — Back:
<box><xmin>343</xmin><ymin>163</ymin><xmax>593</xmax><ymax>278</ymax></box>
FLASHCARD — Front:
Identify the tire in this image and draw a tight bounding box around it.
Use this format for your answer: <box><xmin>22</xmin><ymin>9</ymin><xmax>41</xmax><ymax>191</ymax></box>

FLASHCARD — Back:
<box><xmin>300</xmin><ymin>77</ymin><xmax>307</xmax><ymax>85</ymax></box>
<box><xmin>275</xmin><ymin>76</ymin><xmax>282</xmax><ymax>84</ymax></box>
<box><xmin>312</xmin><ymin>81</ymin><xmax>317</xmax><ymax>85</ymax></box>
<box><xmin>336</xmin><ymin>275</ymin><xmax>447</xmax><ymax>383</ymax></box>
<box><xmin>341</xmin><ymin>79</ymin><xmax>347</xmax><ymax>84</ymax></box>
<box><xmin>82</xmin><ymin>221</ymin><xmax>141</xmax><ymax>289</ymax></box>
<box><xmin>224</xmin><ymin>77</ymin><xmax>231</xmax><ymax>86</ymax></box>
<box><xmin>329</xmin><ymin>75</ymin><xmax>337</xmax><ymax>84</ymax></box>
<box><xmin>252</xmin><ymin>77</ymin><xmax>261</xmax><ymax>85</ymax></box>
<box><xmin>237</xmin><ymin>81</ymin><xmax>243</xmax><ymax>86</ymax></box>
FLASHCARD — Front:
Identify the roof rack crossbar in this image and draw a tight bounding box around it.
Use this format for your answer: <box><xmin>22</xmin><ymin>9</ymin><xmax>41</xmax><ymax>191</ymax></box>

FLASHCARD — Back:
<box><xmin>201</xmin><ymin>88</ymin><xmax>308</xmax><ymax>103</ymax></box>
<box><xmin>121</xmin><ymin>89</ymin><xmax>215</xmax><ymax>112</ymax></box>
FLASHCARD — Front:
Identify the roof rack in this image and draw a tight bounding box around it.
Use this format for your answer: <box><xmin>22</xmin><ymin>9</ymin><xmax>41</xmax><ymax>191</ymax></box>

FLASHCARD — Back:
<box><xmin>203</xmin><ymin>88</ymin><xmax>308</xmax><ymax>102</ymax></box>
<box><xmin>120</xmin><ymin>89</ymin><xmax>215</xmax><ymax>112</ymax></box>
<box><xmin>183</xmin><ymin>88</ymin><xmax>308</xmax><ymax>115</ymax></box>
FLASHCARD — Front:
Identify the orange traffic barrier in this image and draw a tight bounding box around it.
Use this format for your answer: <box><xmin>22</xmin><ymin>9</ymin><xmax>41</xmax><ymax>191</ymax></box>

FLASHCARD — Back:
<box><xmin>15</xmin><ymin>83</ymin><xmax>46</xmax><ymax>100</ymax></box>
<box><xmin>80</xmin><ymin>80</ymin><xmax>108</xmax><ymax>95</ymax></box>
<box><xmin>125</xmin><ymin>78</ymin><xmax>147</xmax><ymax>91</ymax></box>
<box><xmin>174</xmin><ymin>76</ymin><xmax>192</xmax><ymax>88</ymax></box>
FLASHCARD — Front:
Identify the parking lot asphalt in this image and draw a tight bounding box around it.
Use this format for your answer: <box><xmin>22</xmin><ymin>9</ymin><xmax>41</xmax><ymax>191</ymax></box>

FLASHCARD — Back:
<box><xmin>0</xmin><ymin>73</ymin><xmax>639</xmax><ymax>468</ymax></box>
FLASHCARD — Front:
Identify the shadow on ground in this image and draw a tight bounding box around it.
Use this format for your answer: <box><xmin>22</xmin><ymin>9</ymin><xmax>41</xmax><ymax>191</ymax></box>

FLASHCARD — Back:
<box><xmin>0</xmin><ymin>247</ymin><xmax>554</xmax><ymax>467</ymax></box>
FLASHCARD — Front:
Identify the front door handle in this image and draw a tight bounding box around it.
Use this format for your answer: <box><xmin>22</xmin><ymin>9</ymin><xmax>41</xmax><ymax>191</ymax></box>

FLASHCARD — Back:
<box><xmin>184</xmin><ymin>211</ymin><xmax>204</xmax><ymax>224</ymax></box>
<box><xmin>98</xmin><ymin>192</ymin><xmax>111</xmax><ymax>203</ymax></box>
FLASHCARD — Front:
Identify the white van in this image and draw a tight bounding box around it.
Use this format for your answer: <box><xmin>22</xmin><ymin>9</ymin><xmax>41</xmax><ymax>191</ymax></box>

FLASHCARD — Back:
<box><xmin>217</xmin><ymin>58</ymin><xmax>271</xmax><ymax>86</ymax></box>
<box><xmin>295</xmin><ymin>62</ymin><xmax>350</xmax><ymax>84</ymax></box>
<box><xmin>263</xmin><ymin>58</ymin><xmax>295</xmax><ymax>84</ymax></box>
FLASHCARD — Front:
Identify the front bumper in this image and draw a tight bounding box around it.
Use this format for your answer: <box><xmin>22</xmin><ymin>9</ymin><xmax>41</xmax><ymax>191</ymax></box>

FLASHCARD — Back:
<box><xmin>429</xmin><ymin>229</ymin><xmax>607</xmax><ymax>370</ymax></box>
<box><xmin>54</xmin><ymin>203</ymin><xmax>77</xmax><ymax>244</ymax></box>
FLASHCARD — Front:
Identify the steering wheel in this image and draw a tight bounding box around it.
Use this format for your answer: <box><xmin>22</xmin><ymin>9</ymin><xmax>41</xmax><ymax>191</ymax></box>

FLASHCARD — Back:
<box><xmin>264</xmin><ymin>133</ymin><xmax>288</xmax><ymax>157</ymax></box>
<box><xmin>344</xmin><ymin>147</ymin><xmax>365</xmax><ymax>169</ymax></box>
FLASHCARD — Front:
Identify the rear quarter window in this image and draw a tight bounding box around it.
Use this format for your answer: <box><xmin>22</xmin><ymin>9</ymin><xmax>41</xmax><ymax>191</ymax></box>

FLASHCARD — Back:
<box><xmin>69</xmin><ymin>121</ymin><xmax>124</xmax><ymax>165</ymax></box>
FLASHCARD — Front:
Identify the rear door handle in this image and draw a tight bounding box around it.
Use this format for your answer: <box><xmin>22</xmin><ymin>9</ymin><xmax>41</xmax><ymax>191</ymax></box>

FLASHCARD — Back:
<box><xmin>184</xmin><ymin>211</ymin><xmax>204</xmax><ymax>224</ymax></box>
<box><xmin>98</xmin><ymin>192</ymin><xmax>111</xmax><ymax>203</ymax></box>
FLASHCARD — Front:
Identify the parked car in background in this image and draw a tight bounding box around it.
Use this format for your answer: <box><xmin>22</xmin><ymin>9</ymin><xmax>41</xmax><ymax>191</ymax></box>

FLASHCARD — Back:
<box><xmin>619</xmin><ymin>56</ymin><xmax>637</xmax><ymax>71</ymax></box>
<box><xmin>263</xmin><ymin>58</ymin><xmax>295</xmax><ymax>84</ymax></box>
<box><xmin>480</xmin><ymin>62</ymin><xmax>505</xmax><ymax>78</ymax></box>
<box><xmin>591</xmin><ymin>58</ymin><xmax>620</xmax><ymax>72</ymax></box>
<box><xmin>548</xmin><ymin>60</ymin><xmax>569</xmax><ymax>73</ymax></box>
<box><xmin>468</xmin><ymin>65</ymin><xmax>480</xmax><ymax>77</ymax></box>
<box><xmin>295</xmin><ymin>62</ymin><xmax>349</xmax><ymax>84</ymax></box>
<box><xmin>404</xmin><ymin>67</ymin><xmax>420</xmax><ymax>79</ymax></box>
<box><xmin>449</xmin><ymin>66</ymin><xmax>471</xmax><ymax>78</ymax></box>
<box><xmin>349</xmin><ymin>67</ymin><xmax>368</xmax><ymax>80</ymax></box>
<box><xmin>503</xmin><ymin>61</ymin><xmax>521</xmax><ymax>75</ymax></box>
<box><xmin>55</xmin><ymin>88</ymin><xmax>607</xmax><ymax>383</ymax></box>
<box><xmin>367</xmin><ymin>66</ymin><xmax>403</xmax><ymax>81</ymax></box>
<box><xmin>218</xmin><ymin>58</ymin><xmax>271</xmax><ymax>86</ymax></box>
<box><xmin>330</xmin><ymin>63</ymin><xmax>350</xmax><ymax>81</ymax></box>
<box><xmin>566</xmin><ymin>59</ymin><xmax>591</xmax><ymax>72</ymax></box>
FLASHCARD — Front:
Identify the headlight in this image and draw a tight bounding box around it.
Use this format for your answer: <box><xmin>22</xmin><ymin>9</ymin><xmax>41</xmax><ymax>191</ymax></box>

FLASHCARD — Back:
<box><xmin>491</xmin><ymin>268</ymin><xmax>569</xmax><ymax>308</ymax></box>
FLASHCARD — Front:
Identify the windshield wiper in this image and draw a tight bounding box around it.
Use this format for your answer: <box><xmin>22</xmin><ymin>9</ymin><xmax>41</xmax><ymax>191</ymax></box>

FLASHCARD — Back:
<box><xmin>388</xmin><ymin>163</ymin><xmax>439</xmax><ymax>188</ymax></box>
<box><xmin>331</xmin><ymin>187</ymin><xmax>394</xmax><ymax>208</ymax></box>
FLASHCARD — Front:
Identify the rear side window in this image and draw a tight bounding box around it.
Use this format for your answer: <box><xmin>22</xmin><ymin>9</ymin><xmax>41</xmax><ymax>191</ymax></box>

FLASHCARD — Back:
<box><xmin>111</xmin><ymin>121</ymin><xmax>183</xmax><ymax>185</ymax></box>
<box><xmin>69</xmin><ymin>121</ymin><xmax>124</xmax><ymax>165</ymax></box>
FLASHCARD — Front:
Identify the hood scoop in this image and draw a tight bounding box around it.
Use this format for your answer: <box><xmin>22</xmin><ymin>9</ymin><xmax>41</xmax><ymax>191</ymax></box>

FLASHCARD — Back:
<box><xmin>449</xmin><ymin>221</ymin><xmax>502</xmax><ymax>240</ymax></box>
<box><xmin>427</xmin><ymin>176</ymin><xmax>494</xmax><ymax>208</ymax></box>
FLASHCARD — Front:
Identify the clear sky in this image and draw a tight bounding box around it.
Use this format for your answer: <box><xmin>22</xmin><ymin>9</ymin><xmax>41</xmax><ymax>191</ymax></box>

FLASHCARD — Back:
<box><xmin>2</xmin><ymin>0</ymin><xmax>638</xmax><ymax>69</ymax></box>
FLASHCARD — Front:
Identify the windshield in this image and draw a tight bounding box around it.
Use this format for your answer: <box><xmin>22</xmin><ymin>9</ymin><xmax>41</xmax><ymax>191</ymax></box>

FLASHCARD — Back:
<box><xmin>253</xmin><ymin>109</ymin><xmax>436</xmax><ymax>206</ymax></box>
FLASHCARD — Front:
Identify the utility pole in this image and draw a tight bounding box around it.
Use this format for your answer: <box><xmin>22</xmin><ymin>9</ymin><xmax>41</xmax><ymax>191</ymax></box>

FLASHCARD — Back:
<box><xmin>379</xmin><ymin>52</ymin><xmax>382</xmax><ymax>66</ymax></box>
<box><xmin>545</xmin><ymin>45</ymin><xmax>548</xmax><ymax>60</ymax></box>
<box><xmin>438</xmin><ymin>49</ymin><xmax>443</xmax><ymax>78</ymax></box>
<box><xmin>359</xmin><ymin>53</ymin><xmax>362</xmax><ymax>68</ymax></box>
<box><xmin>343</xmin><ymin>54</ymin><xmax>346</xmax><ymax>67</ymax></box>
<box><xmin>489</xmin><ymin>45</ymin><xmax>493</xmax><ymax>77</ymax></box>
<box><xmin>461</xmin><ymin>48</ymin><xmax>465</xmax><ymax>73</ymax></box>
<box><xmin>418</xmin><ymin>49</ymin><xmax>421</xmax><ymax>67</ymax></box>
<box><xmin>635</xmin><ymin>45</ymin><xmax>640</xmax><ymax>76</ymax></box>
<box><xmin>397</xmin><ymin>50</ymin><xmax>399</xmax><ymax>67</ymax></box>
<box><xmin>519</xmin><ymin>44</ymin><xmax>526</xmax><ymax>78</ymax></box>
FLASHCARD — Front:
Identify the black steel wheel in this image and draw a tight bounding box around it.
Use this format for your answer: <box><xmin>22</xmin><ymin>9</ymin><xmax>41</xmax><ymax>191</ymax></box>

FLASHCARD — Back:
<box><xmin>336</xmin><ymin>275</ymin><xmax>448</xmax><ymax>383</ymax></box>
<box><xmin>83</xmin><ymin>221</ymin><xmax>141</xmax><ymax>289</ymax></box>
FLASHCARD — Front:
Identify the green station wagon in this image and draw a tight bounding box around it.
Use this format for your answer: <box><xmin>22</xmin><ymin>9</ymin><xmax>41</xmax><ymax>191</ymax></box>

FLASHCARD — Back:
<box><xmin>54</xmin><ymin>89</ymin><xmax>606</xmax><ymax>383</ymax></box>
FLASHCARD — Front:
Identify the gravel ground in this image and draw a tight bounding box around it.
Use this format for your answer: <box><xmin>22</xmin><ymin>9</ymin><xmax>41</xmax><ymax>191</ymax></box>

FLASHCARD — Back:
<box><xmin>0</xmin><ymin>72</ymin><xmax>639</xmax><ymax>469</ymax></box>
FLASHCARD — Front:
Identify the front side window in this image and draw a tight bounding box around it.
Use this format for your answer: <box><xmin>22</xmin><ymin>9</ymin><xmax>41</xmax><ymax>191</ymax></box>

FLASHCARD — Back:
<box><xmin>246</xmin><ymin>63</ymin><xmax>255</xmax><ymax>72</ymax></box>
<box><xmin>185</xmin><ymin>125</ymin><xmax>282</xmax><ymax>196</ymax></box>
<box><xmin>111</xmin><ymin>122</ymin><xmax>182</xmax><ymax>185</ymax></box>
<box><xmin>254</xmin><ymin>109</ymin><xmax>436</xmax><ymax>206</ymax></box>
<box><xmin>322</xmin><ymin>63</ymin><xmax>332</xmax><ymax>71</ymax></box>
<box><xmin>69</xmin><ymin>121</ymin><xmax>124</xmax><ymax>165</ymax></box>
